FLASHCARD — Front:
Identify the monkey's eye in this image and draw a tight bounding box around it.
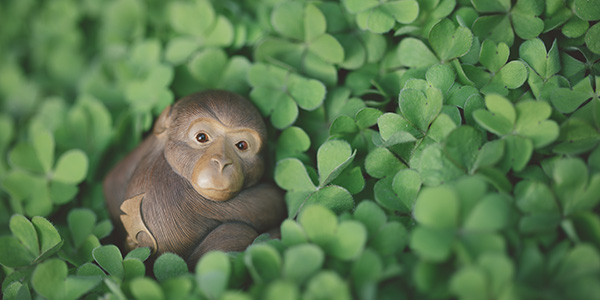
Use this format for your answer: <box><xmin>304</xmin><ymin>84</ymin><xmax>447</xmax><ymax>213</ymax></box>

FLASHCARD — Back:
<box><xmin>195</xmin><ymin>132</ymin><xmax>210</xmax><ymax>143</ymax></box>
<box><xmin>235</xmin><ymin>141</ymin><xmax>249</xmax><ymax>151</ymax></box>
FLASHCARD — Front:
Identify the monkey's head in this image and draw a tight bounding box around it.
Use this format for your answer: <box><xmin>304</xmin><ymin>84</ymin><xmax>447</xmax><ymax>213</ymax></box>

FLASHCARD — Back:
<box><xmin>154</xmin><ymin>90</ymin><xmax>267</xmax><ymax>201</ymax></box>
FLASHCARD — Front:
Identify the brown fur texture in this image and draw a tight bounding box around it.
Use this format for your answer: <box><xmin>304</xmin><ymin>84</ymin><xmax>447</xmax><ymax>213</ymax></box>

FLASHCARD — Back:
<box><xmin>103</xmin><ymin>90</ymin><xmax>286</xmax><ymax>266</ymax></box>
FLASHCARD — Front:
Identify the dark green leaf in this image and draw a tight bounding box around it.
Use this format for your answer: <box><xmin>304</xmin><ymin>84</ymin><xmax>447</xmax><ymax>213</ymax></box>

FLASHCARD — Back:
<box><xmin>93</xmin><ymin>245</ymin><xmax>124</xmax><ymax>279</ymax></box>
<box><xmin>154</xmin><ymin>253</ymin><xmax>188</xmax><ymax>282</ymax></box>
<box><xmin>245</xmin><ymin>244</ymin><xmax>282</xmax><ymax>283</ymax></box>
<box><xmin>9</xmin><ymin>214</ymin><xmax>39</xmax><ymax>256</ymax></box>
<box><xmin>32</xmin><ymin>259</ymin><xmax>67</xmax><ymax>300</ymax></box>
<box><xmin>283</xmin><ymin>244</ymin><xmax>324</xmax><ymax>283</ymax></box>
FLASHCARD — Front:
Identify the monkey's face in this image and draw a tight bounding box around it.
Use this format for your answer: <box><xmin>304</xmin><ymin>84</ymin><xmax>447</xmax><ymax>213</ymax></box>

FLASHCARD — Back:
<box><xmin>163</xmin><ymin>116</ymin><xmax>264</xmax><ymax>201</ymax></box>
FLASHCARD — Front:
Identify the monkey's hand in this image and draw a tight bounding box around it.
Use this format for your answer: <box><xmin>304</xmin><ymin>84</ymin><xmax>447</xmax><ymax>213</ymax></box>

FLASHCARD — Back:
<box><xmin>120</xmin><ymin>193</ymin><xmax>158</xmax><ymax>252</ymax></box>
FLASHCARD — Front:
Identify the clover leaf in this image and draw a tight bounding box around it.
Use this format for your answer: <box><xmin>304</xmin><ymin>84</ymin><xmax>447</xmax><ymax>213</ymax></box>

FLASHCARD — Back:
<box><xmin>342</xmin><ymin>0</ymin><xmax>419</xmax><ymax>33</ymax></box>
<box><xmin>3</xmin><ymin>127</ymin><xmax>89</xmax><ymax>216</ymax></box>
<box><xmin>473</xmin><ymin>95</ymin><xmax>559</xmax><ymax>171</ymax></box>
<box><xmin>32</xmin><ymin>258</ymin><xmax>101</xmax><ymax>300</ymax></box>
<box><xmin>0</xmin><ymin>215</ymin><xmax>62</xmax><ymax>268</ymax></box>
<box><xmin>255</xmin><ymin>2</ymin><xmax>344</xmax><ymax>85</ymax></box>
<box><xmin>187</xmin><ymin>49</ymin><xmax>251</xmax><ymax>94</ymax></box>
<box><xmin>165</xmin><ymin>0</ymin><xmax>233</xmax><ymax>63</ymax></box>
<box><xmin>196</xmin><ymin>251</ymin><xmax>231</xmax><ymax>299</ymax></box>
<box><xmin>249</xmin><ymin>63</ymin><xmax>326</xmax><ymax>129</ymax></box>
<box><xmin>429</xmin><ymin>19</ymin><xmax>473</xmax><ymax>63</ymax></box>
<box><xmin>275</xmin><ymin>140</ymin><xmax>355</xmax><ymax>216</ymax></box>
<box><xmin>472</xmin><ymin>0</ymin><xmax>544</xmax><ymax>46</ymax></box>
<box><xmin>552</xmin><ymin>158</ymin><xmax>600</xmax><ymax>216</ymax></box>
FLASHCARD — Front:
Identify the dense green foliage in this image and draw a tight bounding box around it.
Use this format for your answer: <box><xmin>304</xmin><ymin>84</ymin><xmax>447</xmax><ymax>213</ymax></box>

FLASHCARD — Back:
<box><xmin>1</xmin><ymin>0</ymin><xmax>600</xmax><ymax>299</ymax></box>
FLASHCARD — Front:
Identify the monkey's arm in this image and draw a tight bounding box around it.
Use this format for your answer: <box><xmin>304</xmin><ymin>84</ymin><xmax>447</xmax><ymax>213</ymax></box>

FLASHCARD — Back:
<box><xmin>204</xmin><ymin>183</ymin><xmax>286</xmax><ymax>233</ymax></box>
<box><xmin>103</xmin><ymin>136</ymin><xmax>158</xmax><ymax>219</ymax></box>
<box><xmin>188</xmin><ymin>222</ymin><xmax>259</xmax><ymax>265</ymax></box>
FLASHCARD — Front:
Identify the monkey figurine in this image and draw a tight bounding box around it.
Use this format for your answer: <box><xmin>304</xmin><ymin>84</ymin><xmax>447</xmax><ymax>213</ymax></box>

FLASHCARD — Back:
<box><xmin>103</xmin><ymin>90</ymin><xmax>286</xmax><ymax>265</ymax></box>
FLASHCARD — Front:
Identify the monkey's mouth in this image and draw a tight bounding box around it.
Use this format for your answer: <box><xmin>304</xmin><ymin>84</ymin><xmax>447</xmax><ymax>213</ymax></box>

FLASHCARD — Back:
<box><xmin>192</xmin><ymin>183</ymin><xmax>238</xmax><ymax>202</ymax></box>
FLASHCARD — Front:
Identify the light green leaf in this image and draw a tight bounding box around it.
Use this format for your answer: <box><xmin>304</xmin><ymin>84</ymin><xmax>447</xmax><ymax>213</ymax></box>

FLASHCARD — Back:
<box><xmin>353</xmin><ymin>201</ymin><xmax>387</xmax><ymax>237</ymax></box>
<box><xmin>392</xmin><ymin>169</ymin><xmax>422</xmax><ymax>211</ymax></box>
<box><xmin>275</xmin><ymin>158</ymin><xmax>316</xmax><ymax>192</ymax></box>
<box><xmin>429</xmin><ymin>19</ymin><xmax>473</xmax><ymax>61</ymax></box>
<box><xmin>304</xmin><ymin>4</ymin><xmax>326</xmax><ymax>41</ymax></box>
<box><xmin>356</xmin><ymin>7</ymin><xmax>395</xmax><ymax>33</ymax></box>
<box><xmin>343</xmin><ymin>0</ymin><xmax>378</xmax><ymax>13</ymax></box>
<box><xmin>64</xmin><ymin>276</ymin><xmax>101</xmax><ymax>300</ymax></box>
<box><xmin>306</xmin><ymin>185</ymin><xmax>354</xmax><ymax>214</ymax></box>
<box><xmin>463</xmin><ymin>194</ymin><xmax>510</xmax><ymax>231</ymax></box>
<box><xmin>473</xmin><ymin>94</ymin><xmax>515</xmax><ymax>136</ymax></box>
<box><xmin>32</xmin><ymin>259</ymin><xmax>67</xmax><ymax>300</ymax></box>
<box><xmin>472</xmin><ymin>15</ymin><xmax>514</xmax><ymax>46</ymax></box>
<box><xmin>32</xmin><ymin>216</ymin><xmax>62</xmax><ymax>255</ymax></box>
<box><xmin>410</xmin><ymin>227</ymin><xmax>454</xmax><ymax>261</ymax></box>
<box><xmin>32</xmin><ymin>129</ymin><xmax>54</xmax><ymax>174</ymax></box>
<box><xmin>299</xmin><ymin>205</ymin><xmax>337</xmax><ymax>247</ymax></box>
<box><xmin>501</xmin><ymin>135</ymin><xmax>533</xmax><ymax>172</ymax></box>
<box><xmin>196</xmin><ymin>251</ymin><xmax>230</xmax><ymax>299</ymax></box>
<box><xmin>515</xmin><ymin>100</ymin><xmax>559</xmax><ymax>148</ymax></box>
<box><xmin>281</xmin><ymin>219</ymin><xmax>308</xmax><ymax>247</ymax></box>
<box><xmin>479</xmin><ymin>40</ymin><xmax>510</xmax><ymax>73</ymax></box>
<box><xmin>496</xmin><ymin>60</ymin><xmax>528</xmax><ymax>89</ymax></box>
<box><xmin>398</xmin><ymin>38</ymin><xmax>439</xmax><ymax>68</ymax></box>
<box><xmin>444</xmin><ymin>126</ymin><xmax>483</xmax><ymax>172</ymax></box>
<box><xmin>0</xmin><ymin>236</ymin><xmax>36</xmax><ymax>267</ymax></box>
<box><xmin>317</xmin><ymin>140</ymin><xmax>355</xmax><ymax>186</ymax></box>
<box><xmin>271</xmin><ymin>95</ymin><xmax>298</xmax><ymax>129</ymax></box>
<box><xmin>165</xmin><ymin>37</ymin><xmax>198</xmax><ymax>64</ymax></box>
<box><xmin>426</xmin><ymin>64</ymin><xmax>456</xmax><ymax>94</ymax></box>
<box><xmin>512</xmin><ymin>10</ymin><xmax>544</xmax><ymax>40</ymax></box>
<box><xmin>203</xmin><ymin>16</ymin><xmax>234</xmax><ymax>47</ymax></box>
<box><xmin>289</xmin><ymin>77</ymin><xmax>326</xmax><ymax>110</ymax></box>
<box><xmin>309</xmin><ymin>34</ymin><xmax>345</xmax><ymax>64</ymax></box>
<box><xmin>277</xmin><ymin>126</ymin><xmax>311</xmax><ymax>160</ymax></box>
<box><xmin>245</xmin><ymin>244</ymin><xmax>282</xmax><ymax>283</ymax></box>
<box><xmin>125</xmin><ymin>247</ymin><xmax>151</xmax><ymax>262</ymax></box>
<box><xmin>272</xmin><ymin>2</ymin><xmax>304</xmax><ymax>40</ymax></box>
<box><xmin>9</xmin><ymin>214</ymin><xmax>39</xmax><ymax>256</ymax></box>
<box><xmin>519</xmin><ymin>39</ymin><xmax>560</xmax><ymax>79</ymax></box>
<box><xmin>9</xmin><ymin>143</ymin><xmax>44</xmax><ymax>173</ymax></box>
<box><xmin>328</xmin><ymin>220</ymin><xmax>367</xmax><ymax>260</ymax></box>
<box><xmin>399</xmin><ymin>87</ymin><xmax>443</xmax><ymax>132</ymax></box>
<box><xmin>52</xmin><ymin>149</ymin><xmax>88</xmax><ymax>184</ymax></box>
<box><xmin>417</xmin><ymin>144</ymin><xmax>465</xmax><ymax>186</ymax></box>
<box><xmin>187</xmin><ymin>48</ymin><xmax>227</xmax><ymax>86</ymax></box>
<box><xmin>450</xmin><ymin>266</ymin><xmax>487</xmax><ymax>300</ymax></box>
<box><xmin>130</xmin><ymin>278</ymin><xmax>164</xmax><ymax>300</ymax></box>
<box><xmin>384</xmin><ymin>0</ymin><xmax>419</xmax><ymax>24</ymax></box>
<box><xmin>365</xmin><ymin>147</ymin><xmax>405</xmax><ymax>178</ymax></box>
<box><xmin>414</xmin><ymin>185</ymin><xmax>460</xmax><ymax>229</ymax></box>
<box><xmin>168</xmin><ymin>1</ymin><xmax>214</xmax><ymax>36</ymax></box>
<box><xmin>93</xmin><ymin>245</ymin><xmax>124</xmax><ymax>279</ymax></box>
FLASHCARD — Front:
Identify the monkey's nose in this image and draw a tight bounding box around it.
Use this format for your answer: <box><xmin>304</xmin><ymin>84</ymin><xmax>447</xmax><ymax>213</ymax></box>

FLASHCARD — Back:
<box><xmin>211</xmin><ymin>155</ymin><xmax>233</xmax><ymax>172</ymax></box>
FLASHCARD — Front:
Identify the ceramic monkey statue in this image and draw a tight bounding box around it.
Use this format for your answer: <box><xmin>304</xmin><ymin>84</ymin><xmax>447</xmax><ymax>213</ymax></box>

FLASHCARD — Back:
<box><xmin>103</xmin><ymin>90</ymin><xmax>286</xmax><ymax>265</ymax></box>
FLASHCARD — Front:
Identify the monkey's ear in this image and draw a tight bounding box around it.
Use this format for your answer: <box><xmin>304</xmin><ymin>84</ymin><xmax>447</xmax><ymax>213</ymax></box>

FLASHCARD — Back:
<box><xmin>153</xmin><ymin>105</ymin><xmax>172</xmax><ymax>137</ymax></box>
